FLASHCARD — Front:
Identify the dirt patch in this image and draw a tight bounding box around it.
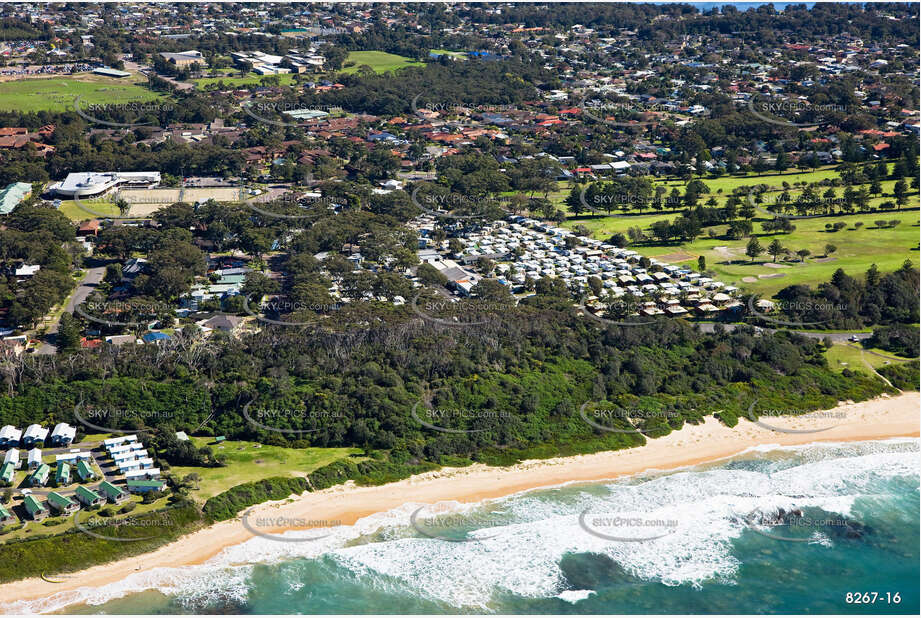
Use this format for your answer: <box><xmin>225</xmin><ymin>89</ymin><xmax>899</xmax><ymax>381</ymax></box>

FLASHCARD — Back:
<box><xmin>712</xmin><ymin>245</ymin><xmax>743</xmax><ymax>259</ymax></box>
<box><xmin>741</xmin><ymin>276</ymin><xmax>758</xmax><ymax>283</ymax></box>
<box><xmin>762</xmin><ymin>262</ymin><xmax>791</xmax><ymax>269</ymax></box>
<box><xmin>652</xmin><ymin>251</ymin><xmax>695</xmax><ymax>263</ymax></box>
<box><xmin>813</xmin><ymin>256</ymin><xmax>838</xmax><ymax>263</ymax></box>
<box><xmin>758</xmin><ymin>273</ymin><xmax>787</xmax><ymax>279</ymax></box>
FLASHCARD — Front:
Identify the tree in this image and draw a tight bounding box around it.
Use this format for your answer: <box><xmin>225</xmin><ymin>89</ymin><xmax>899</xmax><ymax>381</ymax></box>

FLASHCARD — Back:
<box><xmin>775</xmin><ymin>149</ymin><xmax>790</xmax><ymax>172</ymax></box>
<box><xmin>697</xmin><ymin>255</ymin><xmax>706</xmax><ymax>271</ymax></box>
<box><xmin>768</xmin><ymin>239</ymin><xmax>785</xmax><ymax>262</ymax></box>
<box><xmin>824</xmin><ymin>243</ymin><xmax>837</xmax><ymax>257</ymax></box>
<box><xmin>416</xmin><ymin>263</ymin><xmax>448</xmax><ymax>287</ymax></box>
<box><xmin>893</xmin><ymin>179</ymin><xmax>908</xmax><ymax>207</ymax></box>
<box><xmin>796</xmin><ymin>249</ymin><xmax>811</xmax><ymax>262</ymax></box>
<box><xmin>57</xmin><ymin>312</ymin><xmax>82</xmax><ymax>352</ymax></box>
<box><xmin>115</xmin><ymin>197</ymin><xmax>131</xmax><ymax>217</ymax></box>
<box><xmin>745</xmin><ymin>237</ymin><xmax>764</xmax><ymax>262</ymax></box>
<box><xmin>587</xmin><ymin>276</ymin><xmax>603</xmax><ymax>297</ymax></box>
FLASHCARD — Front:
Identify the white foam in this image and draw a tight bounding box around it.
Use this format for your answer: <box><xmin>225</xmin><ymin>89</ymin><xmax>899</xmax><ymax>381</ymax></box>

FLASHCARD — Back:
<box><xmin>8</xmin><ymin>438</ymin><xmax>916</xmax><ymax>613</ymax></box>
<box><xmin>557</xmin><ymin>589</ymin><xmax>595</xmax><ymax>603</ymax></box>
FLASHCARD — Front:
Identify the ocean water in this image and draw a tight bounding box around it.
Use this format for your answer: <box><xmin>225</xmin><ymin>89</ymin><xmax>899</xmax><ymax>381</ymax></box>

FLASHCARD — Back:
<box><xmin>8</xmin><ymin>439</ymin><xmax>917</xmax><ymax>615</ymax></box>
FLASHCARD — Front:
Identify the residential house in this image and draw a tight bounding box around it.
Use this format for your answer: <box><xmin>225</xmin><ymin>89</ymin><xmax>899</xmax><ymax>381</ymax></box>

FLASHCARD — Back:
<box><xmin>75</xmin><ymin>485</ymin><xmax>105</xmax><ymax>507</ymax></box>
<box><xmin>21</xmin><ymin>424</ymin><xmax>48</xmax><ymax>447</ymax></box>
<box><xmin>0</xmin><ymin>462</ymin><xmax>13</xmax><ymax>485</ymax></box>
<box><xmin>200</xmin><ymin>314</ymin><xmax>243</xmax><ymax>334</ymax></box>
<box><xmin>0</xmin><ymin>504</ymin><xmax>16</xmax><ymax>526</ymax></box>
<box><xmin>50</xmin><ymin>423</ymin><xmax>76</xmax><ymax>446</ymax></box>
<box><xmin>27</xmin><ymin>463</ymin><xmax>50</xmax><ymax>487</ymax></box>
<box><xmin>47</xmin><ymin>491</ymin><xmax>79</xmax><ymax>514</ymax></box>
<box><xmin>0</xmin><ymin>425</ymin><xmax>21</xmax><ymax>447</ymax></box>
<box><xmin>55</xmin><ymin>462</ymin><xmax>71</xmax><ymax>486</ymax></box>
<box><xmin>24</xmin><ymin>494</ymin><xmax>48</xmax><ymax>520</ymax></box>
<box><xmin>3</xmin><ymin>448</ymin><xmax>20</xmax><ymax>469</ymax></box>
<box><xmin>27</xmin><ymin>447</ymin><xmax>42</xmax><ymax>469</ymax></box>
<box><xmin>76</xmin><ymin>459</ymin><xmax>97</xmax><ymax>482</ymax></box>
<box><xmin>99</xmin><ymin>480</ymin><xmax>130</xmax><ymax>504</ymax></box>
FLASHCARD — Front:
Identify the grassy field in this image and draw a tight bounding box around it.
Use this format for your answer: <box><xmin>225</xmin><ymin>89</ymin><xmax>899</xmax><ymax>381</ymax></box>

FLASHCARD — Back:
<box><xmin>170</xmin><ymin>437</ymin><xmax>359</xmax><ymax>500</ymax></box>
<box><xmin>339</xmin><ymin>51</ymin><xmax>424</xmax><ymax>74</ymax></box>
<box><xmin>0</xmin><ymin>72</ymin><xmax>161</xmax><ymax>113</ymax></box>
<box><xmin>193</xmin><ymin>72</ymin><xmax>299</xmax><ymax>88</ymax></box>
<box><xmin>825</xmin><ymin>343</ymin><xmax>914</xmax><ymax>373</ymax></box>
<box><xmin>655</xmin><ymin>166</ymin><xmax>846</xmax><ymax>194</ymax></box>
<box><xmin>56</xmin><ymin>199</ymin><xmax>121</xmax><ymax>221</ymax></box>
<box><xmin>558</xmin><ymin>165</ymin><xmax>920</xmax><ymax>296</ymax></box>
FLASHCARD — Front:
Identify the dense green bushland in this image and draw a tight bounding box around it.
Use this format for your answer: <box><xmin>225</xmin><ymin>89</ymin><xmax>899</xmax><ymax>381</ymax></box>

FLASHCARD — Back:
<box><xmin>866</xmin><ymin>325</ymin><xmax>921</xmax><ymax>359</ymax></box>
<box><xmin>0</xmin><ymin>297</ymin><xmax>894</xmax><ymax>464</ymax></box>
<box><xmin>202</xmin><ymin>476</ymin><xmax>310</xmax><ymax>521</ymax></box>
<box><xmin>877</xmin><ymin>361</ymin><xmax>920</xmax><ymax>391</ymax></box>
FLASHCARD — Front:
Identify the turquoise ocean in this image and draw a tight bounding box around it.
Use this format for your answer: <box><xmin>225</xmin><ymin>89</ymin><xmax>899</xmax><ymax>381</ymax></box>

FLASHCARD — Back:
<box><xmin>4</xmin><ymin>438</ymin><xmax>917</xmax><ymax>615</ymax></box>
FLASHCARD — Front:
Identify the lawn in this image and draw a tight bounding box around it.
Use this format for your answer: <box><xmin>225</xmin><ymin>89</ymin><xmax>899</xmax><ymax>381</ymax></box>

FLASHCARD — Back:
<box><xmin>193</xmin><ymin>72</ymin><xmax>299</xmax><ymax>89</ymax></box>
<box><xmin>654</xmin><ymin>166</ymin><xmax>846</xmax><ymax>195</ymax></box>
<box><xmin>56</xmin><ymin>199</ymin><xmax>121</xmax><ymax>221</ymax></box>
<box><xmin>169</xmin><ymin>436</ymin><xmax>359</xmax><ymax>500</ymax></box>
<box><xmin>825</xmin><ymin>343</ymin><xmax>914</xmax><ymax>373</ymax></box>
<box><xmin>557</xmin><ymin>165</ymin><xmax>920</xmax><ymax>297</ymax></box>
<box><xmin>339</xmin><ymin>51</ymin><xmax>424</xmax><ymax>74</ymax></box>
<box><xmin>0</xmin><ymin>73</ymin><xmax>162</xmax><ymax>113</ymax></box>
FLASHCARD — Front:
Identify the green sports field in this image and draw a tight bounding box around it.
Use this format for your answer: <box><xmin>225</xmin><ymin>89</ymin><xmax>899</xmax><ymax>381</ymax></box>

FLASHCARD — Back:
<box><xmin>56</xmin><ymin>199</ymin><xmax>121</xmax><ymax>221</ymax></box>
<box><xmin>339</xmin><ymin>51</ymin><xmax>424</xmax><ymax>74</ymax></box>
<box><xmin>0</xmin><ymin>73</ymin><xmax>162</xmax><ymax>113</ymax></box>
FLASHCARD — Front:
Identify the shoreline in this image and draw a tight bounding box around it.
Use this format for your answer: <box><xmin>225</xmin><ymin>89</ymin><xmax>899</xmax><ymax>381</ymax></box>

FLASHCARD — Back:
<box><xmin>1</xmin><ymin>390</ymin><xmax>918</xmax><ymax>610</ymax></box>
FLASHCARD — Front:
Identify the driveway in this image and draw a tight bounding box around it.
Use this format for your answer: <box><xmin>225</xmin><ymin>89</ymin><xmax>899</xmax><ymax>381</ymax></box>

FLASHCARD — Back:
<box><xmin>34</xmin><ymin>265</ymin><xmax>107</xmax><ymax>354</ymax></box>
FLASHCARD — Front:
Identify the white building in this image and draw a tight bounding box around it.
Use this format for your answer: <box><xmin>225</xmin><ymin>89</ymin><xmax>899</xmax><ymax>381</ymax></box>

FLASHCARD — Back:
<box><xmin>54</xmin><ymin>451</ymin><xmax>92</xmax><ymax>464</ymax></box>
<box><xmin>21</xmin><ymin>424</ymin><xmax>49</xmax><ymax>446</ymax></box>
<box><xmin>0</xmin><ymin>425</ymin><xmax>21</xmax><ymax>447</ymax></box>
<box><xmin>50</xmin><ymin>423</ymin><xmax>77</xmax><ymax>446</ymax></box>
<box><xmin>50</xmin><ymin>172</ymin><xmax>161</xmax><ymax>198</ymax></box>
<box><xmin>3</xmin><ymin>448</ymin><xmax>20</xmax><ymax>469</ymax></box>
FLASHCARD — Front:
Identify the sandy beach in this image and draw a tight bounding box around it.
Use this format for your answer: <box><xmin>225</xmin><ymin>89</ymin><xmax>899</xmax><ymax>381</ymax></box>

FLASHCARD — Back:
<box><xmin>1</xmin><ymin>391</ymin><xmax>918</xmax><ymax>609</ymax></box>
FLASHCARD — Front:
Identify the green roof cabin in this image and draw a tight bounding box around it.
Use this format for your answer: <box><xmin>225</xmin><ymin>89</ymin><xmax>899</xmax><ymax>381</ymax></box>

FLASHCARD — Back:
<box><xmin>127</xmin><ymin>479</ymin><xmax>166</xmax><ymax>494</ymax></box>
<box><xmin>75</xmin><ymin>485</ymin><xmax>104</xmax><ymax>507</ymax></box>
<box><xmin>47</xmin><ymin>491</ymin><xmax>79</xmax><ymax>514</ymax></box>
<box><xmin>55</xmin><ymin>462</ymin><xmax>71</xmax><ymax>486</ymax></box>
<box><xmin>76</xmin><ymin>459</ymin><xmax>97</xmax><ymax>482</ymax></box>
<box><xmin>0</xmin><ymin>504</ymin><xmax>16</xmax><ymax>526</ymax></box>
<box><xmin>23</xmin><ymin>494</ymin><xmax>48</xmax><ymax>520</ymax></box>
<box><xmin>99</xmin><ymin>480</ymin><xmax>130</xmax><ymax>504</ymax></box>
<box><xmin>27</xmin><ymin>463</ymin><xmax>50</xmax><ymax>487</ymax></box>
<box><xmin>0</xmin><ymin>462</ymin><xmax>14</xmax><ymax>485</ymax></box>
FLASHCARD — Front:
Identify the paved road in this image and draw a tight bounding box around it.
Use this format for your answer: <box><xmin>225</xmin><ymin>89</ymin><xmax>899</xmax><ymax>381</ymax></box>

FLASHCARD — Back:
<box><xmin>34</xmin><ymin>265</ymin><xmax>107</xmax><ymax>355</ymax></box>
<box><xmin>15</xmin><ymin>442</ymin><xmax>121</xmax><ymax>498</ymax></box>
<box><xmin>695</xmin><ymin>321</ymin><xmax>871</xmax><ymax>342</ymax></box>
